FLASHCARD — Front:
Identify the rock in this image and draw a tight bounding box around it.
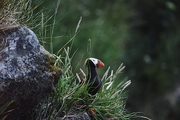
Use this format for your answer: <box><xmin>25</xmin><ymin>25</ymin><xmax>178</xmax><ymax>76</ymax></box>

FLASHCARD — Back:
<box><xmin>0</xmin><ymin>26</ymin><xmax>61</xmax><ymax>119</ymax></box>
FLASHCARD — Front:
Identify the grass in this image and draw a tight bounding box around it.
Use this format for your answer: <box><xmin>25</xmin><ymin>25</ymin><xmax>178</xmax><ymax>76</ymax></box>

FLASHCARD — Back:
<box><xmin>0</xmin><ymin>100</ymin><xmax>15</xmax><ymax>120</ymax></box>
<box><xmin>33</xmin><ymin>46</ymin><xmax>135</xmax><ymax>120</ymax></box>
<box><xmin>0</xmin><ymin>0</ymin><xmax>42</xmax><ymax>30</ymax></box>
<box><xmin>33</xmin><ymin>2</ymin><xmax>136</xmax><ymax>118</ymax></box>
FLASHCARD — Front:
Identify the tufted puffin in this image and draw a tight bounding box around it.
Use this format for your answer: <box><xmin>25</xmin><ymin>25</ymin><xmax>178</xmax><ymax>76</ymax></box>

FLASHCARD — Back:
<box><xmin>85</xmin><ymin>58</ymin><xmax>105</xmax><ymax>95</ymax></box>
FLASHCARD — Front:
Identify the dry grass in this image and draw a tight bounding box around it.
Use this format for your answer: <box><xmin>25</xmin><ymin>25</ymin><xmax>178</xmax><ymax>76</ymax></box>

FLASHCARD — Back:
<box><xmin>0</xmin><ymin>0</ymin><xmax>41</xmax><ymax>30</ymax></box>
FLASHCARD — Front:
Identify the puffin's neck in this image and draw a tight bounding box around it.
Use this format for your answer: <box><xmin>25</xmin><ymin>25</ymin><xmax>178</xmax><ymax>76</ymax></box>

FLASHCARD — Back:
<box><xmin>86</xmin><ymin>61</ymin><xmax>97</xmax><ymax>83</ymax></box>
<box><xmin>85</xmin><ymin>60</ymin><xmax>102</xmax><ymax>95</ymax></box>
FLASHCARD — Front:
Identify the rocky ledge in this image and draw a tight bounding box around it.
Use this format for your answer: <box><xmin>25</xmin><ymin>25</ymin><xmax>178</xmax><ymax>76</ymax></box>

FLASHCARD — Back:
<box><xmin>0</xmin><ymin>26</ymin><xmax>61</xmax><ymax>120</ymax></box>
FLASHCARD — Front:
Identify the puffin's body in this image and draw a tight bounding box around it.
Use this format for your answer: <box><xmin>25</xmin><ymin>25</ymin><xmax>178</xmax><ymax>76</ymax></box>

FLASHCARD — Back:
<box><xmin>85</xmin><ymin>58</ymin><xmax>104</xmax><ymax>95</ymax></box>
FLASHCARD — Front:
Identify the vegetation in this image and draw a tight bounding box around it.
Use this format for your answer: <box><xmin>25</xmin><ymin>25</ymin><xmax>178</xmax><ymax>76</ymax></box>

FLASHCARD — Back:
<box><xmin>33</xmin><ymin>46</ymin><xmax>136</xmax><ymax>119</ymax></box>
<box><xmin>0</xmin><ymin>0</ymin><xmax>144</xmax><ymax>119</ymax></box>
<box><xmin>31</xmin><ymin>3</ymin><xmax>139</xmax><ymax>118</ymax></box>
<box><xmin>0</xmin><ymin>0</ymin><xmax>41</xmax><ymax>29</ymax></box>
<box><xmin>2</xmin><ymin>0</ymin><xmax>180</xmax><ymax>119</ymax></box>
<box><xmin>31</xmin><ymin>0</ymin><xmax>180</xmax><ymax>120</ymax></box>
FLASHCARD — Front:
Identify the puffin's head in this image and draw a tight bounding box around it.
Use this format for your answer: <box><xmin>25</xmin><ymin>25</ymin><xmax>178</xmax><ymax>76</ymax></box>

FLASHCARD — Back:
<box><xmin>86</xmin><ymin>58</ymin><xmax>105</xmax><ymax>68</ymax></box>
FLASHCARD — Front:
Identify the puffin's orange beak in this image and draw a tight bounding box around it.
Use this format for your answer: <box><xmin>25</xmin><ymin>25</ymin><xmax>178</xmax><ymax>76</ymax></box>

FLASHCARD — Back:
<box><xmin>97</xmin><ymin>60</ymin><xmax>105</xmax><ymax>68</ymax></box>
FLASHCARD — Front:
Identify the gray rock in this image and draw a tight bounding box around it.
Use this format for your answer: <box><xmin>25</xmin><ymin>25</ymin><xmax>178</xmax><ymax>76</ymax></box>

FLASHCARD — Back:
<box><xmin>0</xmin><ymin>26</ymin><xmax>61</xmax><ymax>119</ymax></box>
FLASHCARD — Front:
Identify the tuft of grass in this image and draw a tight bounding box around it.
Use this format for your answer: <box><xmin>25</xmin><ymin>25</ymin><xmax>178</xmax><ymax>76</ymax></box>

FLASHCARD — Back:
<box><xmin>89</xmin><ymin>65</ymin><xmax>132</xmax><ymax>119</ymax></box>
<box><xmin>0</xmin><ymin>0</ymin><xmax>42</xmax><ymax>30</ymax></box>
<box><xmin>33</xmin><ymin>47</ymin><xmax>88</xmax><ymax>119</ymax></box>
<box><xmin>32</xmin><ymin>45</ymin><xmax>137</xmax><ymax>120</ymax></box>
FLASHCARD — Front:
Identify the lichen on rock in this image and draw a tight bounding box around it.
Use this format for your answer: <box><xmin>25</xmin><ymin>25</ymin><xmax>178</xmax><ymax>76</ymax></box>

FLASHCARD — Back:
<box><xmin>0</xmin><ymin>26</ymin><xmax>61</xmax><ymax>119</ymax></box>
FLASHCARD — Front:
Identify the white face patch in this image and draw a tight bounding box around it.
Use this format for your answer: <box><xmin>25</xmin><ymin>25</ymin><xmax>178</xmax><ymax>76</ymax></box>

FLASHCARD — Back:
<box><xmin>89</xmin><ymin>58</ymin><xmax>98</xmax><ymax>66</ymax></box>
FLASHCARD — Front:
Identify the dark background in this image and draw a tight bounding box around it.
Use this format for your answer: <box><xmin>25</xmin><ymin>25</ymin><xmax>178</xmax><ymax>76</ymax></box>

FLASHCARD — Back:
<box><xmin>32</xmin><ymin>0</ymin><xmax>180</xmax><ymax>120</ymax></box>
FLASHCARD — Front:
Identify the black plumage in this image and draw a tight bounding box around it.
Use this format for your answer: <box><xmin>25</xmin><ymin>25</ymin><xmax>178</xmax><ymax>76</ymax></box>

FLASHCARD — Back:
<box><xmin>85</xmin><ymin>58</ymin><xmax>104</xmax><ymax>95</ymax></box>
